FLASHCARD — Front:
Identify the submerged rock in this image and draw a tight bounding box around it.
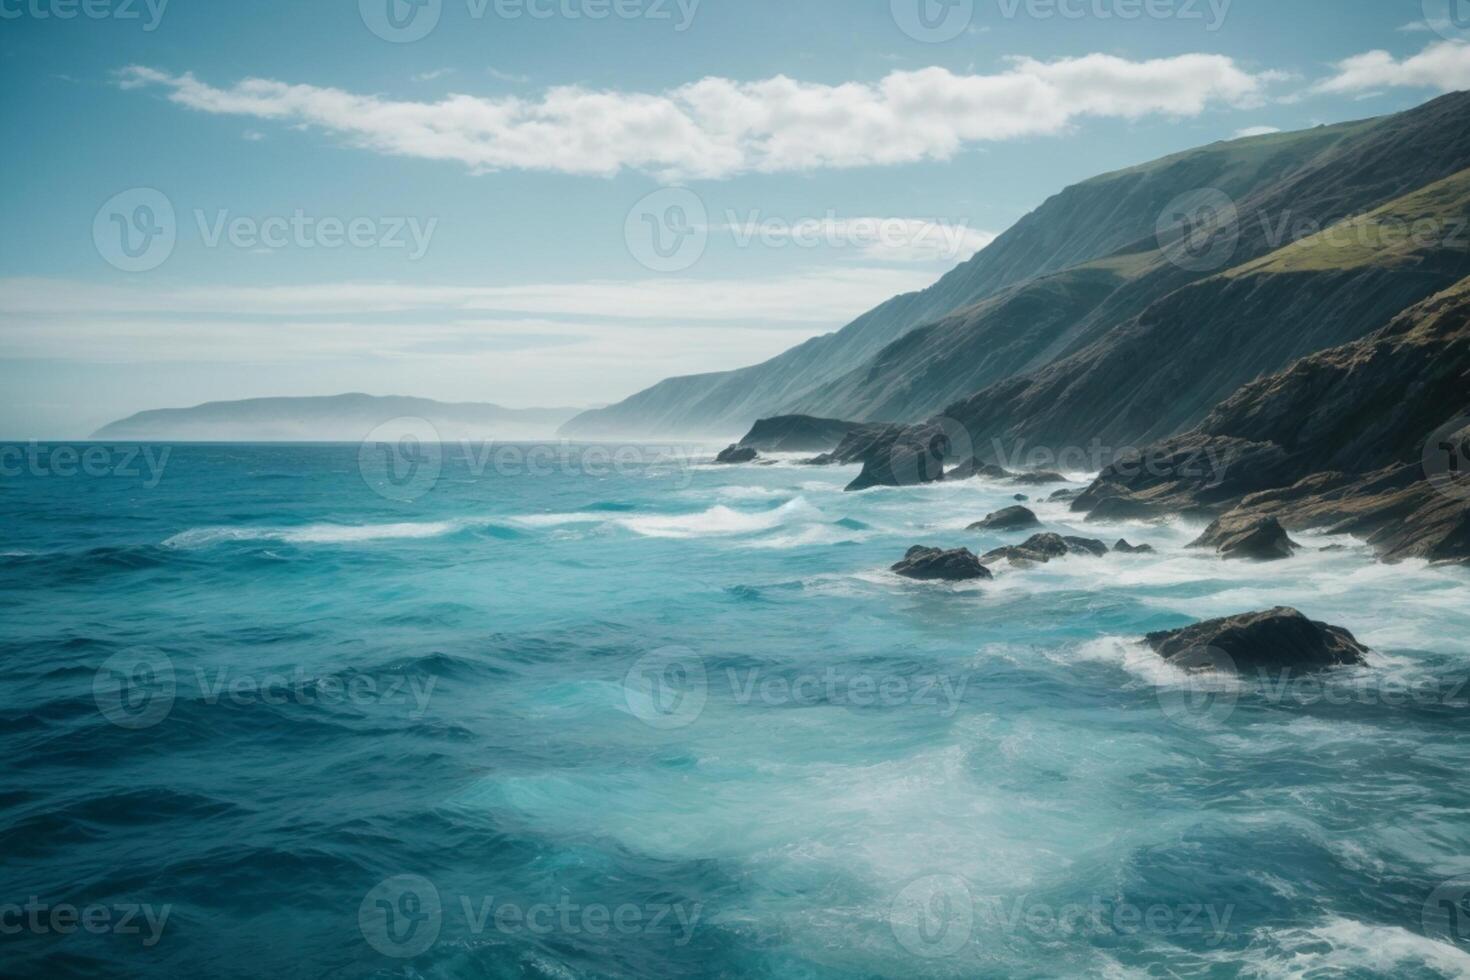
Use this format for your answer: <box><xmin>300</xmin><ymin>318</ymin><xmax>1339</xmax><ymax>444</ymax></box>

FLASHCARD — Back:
<box><xmin>982</xmin><ymin>533</ymin><xmax>1109</xmax><ymax>566</ymax></box>
<box><xmin>1014</xmin><ymin>494</ymin><xmax>1030</xmax><ymax>502</ymax></box>
<box><xmin>949</xmin><ymin>458</ymin><xmax>1013</xmax><ymax>481</ymax></box>
<box><xmin>1114</xmin><ymin>539</ymin><xmax>1157</xmax><ymax>555</ymax></box>
<box><xmin>1049</xmin><ymin>488</ymin><xmax>1081</xmax><ymax>502</ymax></box>
<box><xmin>1011</xmin><ymin>471</ymin><xmax>1067</xmax><ymax>486</ymax></box>
<box><xmin>891</xmin><ymin>546</ymin><xmax>993</xmax><ymax>582</ymax></box>
<box><xmin>1145</xmin><ymin>607</ymin><xmax>1370</xmax><ymax>672</ymax></box>
<box><xmin>968</xmin><ymin>506</ymin><xmax>1040</xmax><ymax>532</ymax></box>
<box><xmin>1191</xmin><ymin>515</ymin><xmax>1300</xmax><ymax>561</ymax></box>
<box><xmin>715</xmin><ymin>445</ymin><xmax>759</xmax><ymax>464</ymax></box>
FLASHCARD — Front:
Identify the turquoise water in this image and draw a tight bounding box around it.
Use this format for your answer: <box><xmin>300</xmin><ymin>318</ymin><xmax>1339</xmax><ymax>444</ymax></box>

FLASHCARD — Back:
<box><xmin>4</xmin><ymin>442</ymin><xmax>1470</xmax><ymax>978</ymax></box>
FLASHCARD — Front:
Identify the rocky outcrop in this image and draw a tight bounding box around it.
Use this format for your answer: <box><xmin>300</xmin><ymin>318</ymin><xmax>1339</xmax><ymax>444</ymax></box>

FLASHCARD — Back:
<box><xmin>983</xmin><ymin>533</ymin><xmax>1109</xmax><ymax>566</ymax></box>
<box><xmin>1011</xmin><ymin>471</ymin><xmax>1067</xmax><ymax>486</ymax></box>
<box><xmin>968</xmin><ymin>506</ymin><xmax>1041</xmax><ymax>532</ymax></box>
<box><xmin>1145</xmin><ymin>607</ymin><xmax>1370</xmax><ymax>672</ymax></box>
<box><xmin>715</xmin><ymin>445</ymin><xmax>758</xmax><ymax>464</ymax></box>
<box><xmin>737</xmin><ymin>415</ymin><xmax>860</xmax><ymax>454</ymax></box>
<box><xmin>1050</xmin><ymin>489</ymin><xmax>1081</xmax><ymax>502</ymax></box>
<box><xmin>843</xmin><ymin>425</ymin><xmax>949</xmax><ymax>491</ymax></box>
<box><xmin>1073</xmin><ymin>279</ymin><xmax>1470</xmax><ymax>564</ymax></box>
<box><xmin>948</xmin><ymin>459</ymin><xmax>1013</xmax><ymax>481</ymax></box>
<box><xmin>1114</xmin><ymin>539</ymin><xmax>1156</xmax><ymax>554</ymax></box>
<box><xmin>1191</xmin><ymin>515</ymin><xmax>1300</xmax><ymax>562</ymax></box>
<box><xmin>892</xmin><ymin>546</ymin><xmax>993</xmax><ymax>582</ymax></box>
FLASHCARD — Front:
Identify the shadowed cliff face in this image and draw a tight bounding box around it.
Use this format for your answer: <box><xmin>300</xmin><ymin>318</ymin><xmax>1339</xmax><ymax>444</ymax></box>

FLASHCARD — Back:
<box><xmin>1071</xmin><ymin>279</ymin><xmax>1470</xmax><ymax>564</ymax></box>
<box><xmin>559</xmin><ymin>113</ymin><xmax>1389</xmax><ymax>439</ymax></box>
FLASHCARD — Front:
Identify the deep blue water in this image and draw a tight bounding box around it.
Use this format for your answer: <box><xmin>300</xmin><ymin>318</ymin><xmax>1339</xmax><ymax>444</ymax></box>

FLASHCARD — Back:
<box><xmin>3</xmin><ymin>442</ymin><xmax>1470</xmax><ymax>978</ymax></box>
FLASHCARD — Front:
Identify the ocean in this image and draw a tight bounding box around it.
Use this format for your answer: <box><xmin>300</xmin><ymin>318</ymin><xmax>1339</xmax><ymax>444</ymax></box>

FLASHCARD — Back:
<box><xmin>3</xmin><ymin>441</ymin><xmax>1470</xmax><ymax>978</ymax></box>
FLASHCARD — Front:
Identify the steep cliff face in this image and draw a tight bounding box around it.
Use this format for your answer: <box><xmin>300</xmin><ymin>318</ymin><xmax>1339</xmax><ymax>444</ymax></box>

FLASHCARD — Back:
<box><xmin>1072</xmin><ymin>279</ymin><xmax>1470</xmax><ymax>564</ymax></box>
<box><xmin>559</xmin><ymin>115</ymin><xmax>1380</xmax><ymax>438</ymax></box>
<box><xmin>797</xmin><ymin>93</ymin><xmax>1470</xmax><ymax>430</ymax></box>
<box><xmin>940</xmin><ymin>164</ymin><xmax>1470</xmax><ymax>454</ymax></box>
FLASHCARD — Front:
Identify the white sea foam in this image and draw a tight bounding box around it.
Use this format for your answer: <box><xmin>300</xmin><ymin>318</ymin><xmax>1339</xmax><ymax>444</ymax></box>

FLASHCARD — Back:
<box><xmin>163</xmin><ymin>521</ymin><xmax>464</xmax><ymax>548</ymax></box>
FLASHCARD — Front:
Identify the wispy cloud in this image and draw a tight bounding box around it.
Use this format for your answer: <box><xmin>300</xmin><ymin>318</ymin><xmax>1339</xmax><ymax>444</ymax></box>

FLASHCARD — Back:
<box><xmin>413</xmin><ymin>68</ymin><xmax>455</xmax><ymax>82</ymax></box>
<box><xmin>1313</xmin><ymin>40</ymin><xmax>1470</xmax><ymax>94</ymax></box>
<box><xmin>487</xmin><ymin>67</ymin><xmax>531</xmax><ymax>84</ymax></box>
<box><xmin>1233</xmin><ymin>125</ymin><xmax>1281</xmax><ymax>138</ymax></box>
<box><xmin>115</xmin><ymin>54</ymin><xmax>1284</xmax><ymax>181</ymax></box>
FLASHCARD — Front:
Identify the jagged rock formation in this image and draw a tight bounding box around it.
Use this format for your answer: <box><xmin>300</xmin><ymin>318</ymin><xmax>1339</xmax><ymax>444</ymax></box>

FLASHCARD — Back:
<box><xmin>1073</xmin><ymin>279</ymin><xmax>1470</xmax><ymax>564</ymax></box>
<box><xmin>1145</xmin><ymin>607</ymin><xmax>1371</xmax><ymax>672</ymax></box>
<box><xmin>968</xmin><ymin>506</ymin><xmax>1040</xmax><ymax>532</ymax></box>
<box><xmin>982</xmin><ymin>533</ymin><xmax>1109</xmax><ymax>567</ymax></box>
<box><xmin>735</xmin><ymin>416</ymin><xmax>860</xmax><ymax>454</ymax></box>
<box><xmin>1191</xmin><ymin>515</ymin><xmax>1301</xmax><ymax>562</ymax></box>
<box><xmin>891</xmin><ymin>546</ymin><xmax>993</xmax><ymax>582</ymax></box>
<box><xmin>715</xmin><ymin>445</ymin><xmax>758</xmax><ymax>464</ymax></box>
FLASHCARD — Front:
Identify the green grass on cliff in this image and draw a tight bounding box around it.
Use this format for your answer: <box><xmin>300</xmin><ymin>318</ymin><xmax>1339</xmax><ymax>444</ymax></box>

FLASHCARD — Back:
<box><xmin>1228</xmin><ymin>166</ymin><xmax>1470</xmax><ymax>276</ymax></box>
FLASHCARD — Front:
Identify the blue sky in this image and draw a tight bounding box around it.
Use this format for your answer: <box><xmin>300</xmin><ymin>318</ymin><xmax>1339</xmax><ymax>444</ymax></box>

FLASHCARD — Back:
<box><xmin>2</xmin><ymin>0</ymin><xmax>1468</xmax><ymax>435</ymax></box>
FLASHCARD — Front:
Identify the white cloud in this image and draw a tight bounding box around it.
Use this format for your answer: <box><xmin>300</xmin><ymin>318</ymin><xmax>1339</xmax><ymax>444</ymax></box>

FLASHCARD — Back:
<box><xmin>413</xmin><ymin>68</ymin><xmax>455</xmax><ymax>82</ymax></box>
<box><xmin>487</xmin><ymin>67</ymin><xmax>531</xmax><ymax>84</ymax></box>
<box><xmin>1</xmin><ymin>272</ymin><xmax>949</xmax><ymax>411</ymax></box>
<box><xmin>1313</xmin><ymin>40</ymin><xmax>1470</xmax><ymax>94</ymax></box>
<box><xmin>115</xmin><ymin>54</ymin><xmax>1281</xmax><ymax>180</ymax></box>
<box><xmin>1233</xmin><ymin>125</ymin><xmax>1281</xmax><ymax>138</ymax></box>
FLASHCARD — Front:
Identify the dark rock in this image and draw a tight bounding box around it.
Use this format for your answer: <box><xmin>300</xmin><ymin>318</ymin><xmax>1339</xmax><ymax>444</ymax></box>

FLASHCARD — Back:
<box><xmin>1014</xmin><ymin>494</ymin><xmax>1030</xmax><ymax>502</ymax></box>
<box><xmin>982</xmin><ymin>533</ymin><xmax>1108</xmax><ymax>566</ymax></box>
<box><xmin>891</xmin><ymin>546</ymin><xmax>993</xmax><ymax>582</ymax></box>
<box><xmin>1191</xmin><ymin>515</ymin><xmax>1300</xmax><ymax>561</ymax></box>
<box><xmin>968</xmin><ymin>506</ymin><xmax>1040</xmax><ymax>532</ymax></box>
<box><xmin>737</xmin><ymin>415</ymin><xmax>860</xmax><ymax>454</ymax></box>
<box><xmin>1114</xmin><ymin>539</ymin><xmax>1157</xmax><ymax>554</ymax></box>
<box><xmin>1070</xmin><ymin>282</ymin><xmax>1470</xmax><ymax>564</ymax></box>
<box><xmin>949</xmin><ymin>458</ymin><xmax>1013</xmax><ymax>481</ymax></box>
<box><xmin>845</xmin><ymin>425</ymin><xmax>950</xmax><ymax>491</ymax></box>
<box><xmin>1080</xmin><ymin>494</ymin><xmax>1176</xmax><ymax>522</ymax></box>
<box><xmin>1049</xmin><ymin>489</ymin><xmax>1081</xmax><ymax>502</ymax></box>
<box><xmin>1011</xmin><ymin>471</ymin><xmax>1067</xmax><ymax>486</ymax></box>
<box><xmin>1145</xmin><ymin>607</ymin><xmax>1370</xmax><ymax>672</ymax></box>
<box><xmin>715</xmin><ymin>445</ymin><xmax>759</xmax><ymax>464</ymax></box>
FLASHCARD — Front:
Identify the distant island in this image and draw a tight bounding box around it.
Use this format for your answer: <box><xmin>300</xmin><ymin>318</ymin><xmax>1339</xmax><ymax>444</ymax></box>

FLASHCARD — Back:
<box><xmin>91</xmin><ymin>394</ymin><xmax>583</xmax><ymax>442</ymax></box>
